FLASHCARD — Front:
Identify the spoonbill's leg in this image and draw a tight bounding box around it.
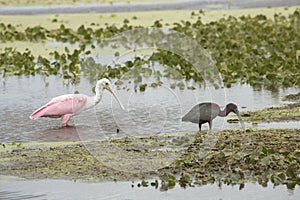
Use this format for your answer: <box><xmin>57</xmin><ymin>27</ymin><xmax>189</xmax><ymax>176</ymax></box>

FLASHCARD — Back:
<box><xmin>61</xmin><ymin>114</ymin><xmax>72</xmax><ymax>127</ymax></box>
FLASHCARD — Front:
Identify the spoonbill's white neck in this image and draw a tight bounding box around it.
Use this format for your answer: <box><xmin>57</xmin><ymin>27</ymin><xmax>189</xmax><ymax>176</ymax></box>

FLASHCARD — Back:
<box><xmin>94</xmin><ymin>85</ymin><xmax>105</xmax><ymax>105</ymax></box>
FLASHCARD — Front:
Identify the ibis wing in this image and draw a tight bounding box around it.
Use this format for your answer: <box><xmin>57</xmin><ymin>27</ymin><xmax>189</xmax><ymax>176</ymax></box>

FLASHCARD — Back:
<box><xmin>182</xmin><ymin>104</ymin><xmax>201</xmax><ymax>123</ymax></box>
<box><xmin>182</xmin><ymin>103</ymin><xmax>220</xmax><ymax>123</ymax></box>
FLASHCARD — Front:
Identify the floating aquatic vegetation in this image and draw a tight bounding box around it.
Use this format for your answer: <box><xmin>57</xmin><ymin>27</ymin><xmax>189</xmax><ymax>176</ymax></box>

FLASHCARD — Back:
<box><xmin>0</xmin><ymin>9</ymin><xmax>299</xmax><ymax>90</ymax></box>
<box><xmin>0</xmin><ymin>47</ymin><xmax>35</xmax><ymax>76</ymax></box>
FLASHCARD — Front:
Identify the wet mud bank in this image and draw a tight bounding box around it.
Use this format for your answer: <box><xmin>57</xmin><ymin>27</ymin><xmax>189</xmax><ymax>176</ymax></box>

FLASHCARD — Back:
<box><xmin>235</xmin><ymin>103</ymin><xmax>300</xmax><ymax>123</ymax></box>
<box><xmin>1</xmin><ymin>128</ymin><xmax>299</xmax><ymax>189</ymax></box>
<box><xmin>228</xmin><ymin>93</ymin><xmax>300</xmax><ymax>124</ymax></box>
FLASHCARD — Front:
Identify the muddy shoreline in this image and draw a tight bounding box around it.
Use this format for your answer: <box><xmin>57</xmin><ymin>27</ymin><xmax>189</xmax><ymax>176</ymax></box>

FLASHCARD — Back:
<box><xmin>1</xmin><ymin>128</ymin><xmax>299</xmax><ymax>189</ymax></box>
<box><xmin>228</xmin><ymin>103</ymin><xmax>300</xmax><ymax>124</ymax></box>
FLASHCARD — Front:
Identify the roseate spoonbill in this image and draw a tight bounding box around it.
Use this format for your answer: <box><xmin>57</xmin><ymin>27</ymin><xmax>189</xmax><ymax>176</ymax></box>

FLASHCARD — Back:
<box><xmin>30</xmin><ymin>78</ymin><xmax>124</xmax><ymax>127</ymax></box>
<box><xmin>182</xmin><ymin>102</ymin><xmax>245</xmax><ymax>131</ymax></box>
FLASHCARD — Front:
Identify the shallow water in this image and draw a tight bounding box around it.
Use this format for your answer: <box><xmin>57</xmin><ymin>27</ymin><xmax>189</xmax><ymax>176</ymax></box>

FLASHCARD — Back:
<box><xmin>0</xmin><ymin>175</ymin><xmax>299</xmax><ymax>200</ymax></box>
<box><xmin>0</xmin><ymin>0</ymin><xmax>299</xmax><ymax>15</ymax></box>
<box><xmin>0</xmin><ymin>75</ymin><xmax>299</xmax><ymax>143</ymax></box>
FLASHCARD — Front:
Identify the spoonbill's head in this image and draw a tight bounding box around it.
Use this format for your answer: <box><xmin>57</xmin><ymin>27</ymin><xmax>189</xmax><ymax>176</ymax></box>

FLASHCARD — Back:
<box><xmin>97</xmin><ymin>78</ymin><xmax>112</xmax><ymax>91</ymax></box>
<box><xmin>97</xmin><ymin>78</ymin><xmax>125</xmax><ymax>110</ymax></box>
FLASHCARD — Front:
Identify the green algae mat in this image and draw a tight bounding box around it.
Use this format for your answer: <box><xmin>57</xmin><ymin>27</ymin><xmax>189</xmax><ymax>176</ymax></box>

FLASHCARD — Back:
<box><xmin>227</xmin><ymin>103</ymin><xmax>300</xmax><ymax>124</ymax></box>
<box><xmin>1</xmin><ymin>128</ymin><xmax>299</xmax><ymax>190</ymax></box>
<box><xmin>282</xmin><ymin>92</ymin><xmax>300</xmax><ymax>103</ymax></box>
<box><xmin>227</xmin><ymin>93</ymin><xmax>300</xmax><ymax>124</ymax></box>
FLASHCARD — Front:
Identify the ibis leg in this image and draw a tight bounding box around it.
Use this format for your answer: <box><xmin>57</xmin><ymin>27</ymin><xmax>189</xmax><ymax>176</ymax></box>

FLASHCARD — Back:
<box><xmin>208</xmin><ymin>120</ymin><xmax>212</xmax><ymax>130</ymax></box>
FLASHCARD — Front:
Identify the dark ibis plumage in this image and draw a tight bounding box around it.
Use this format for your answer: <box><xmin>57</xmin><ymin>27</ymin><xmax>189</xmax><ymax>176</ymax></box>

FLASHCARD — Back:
<box><xmin>182</xmin><ymin>102</ymin><xmax>245</xmax><ymax>130</ymax></box>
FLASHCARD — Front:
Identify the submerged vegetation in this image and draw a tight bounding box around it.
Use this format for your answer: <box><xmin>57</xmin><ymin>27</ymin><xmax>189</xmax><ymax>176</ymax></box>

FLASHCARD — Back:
<box><xmin>0</xmin><ymin>9</ymin><xmax>300</xmax><ymax>90</ymax></box>
<box><xmin>0</xmin><ymin>129</ymin><xmax>299</xmax><ymax>190</ymax></box>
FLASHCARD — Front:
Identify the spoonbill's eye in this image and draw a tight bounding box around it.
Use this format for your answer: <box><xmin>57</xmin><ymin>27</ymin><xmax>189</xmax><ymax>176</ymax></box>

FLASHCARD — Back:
<box><xmin>105</xmin><ymin>82</ymin><xmax>109</xmax><ymax>86</ymax></box>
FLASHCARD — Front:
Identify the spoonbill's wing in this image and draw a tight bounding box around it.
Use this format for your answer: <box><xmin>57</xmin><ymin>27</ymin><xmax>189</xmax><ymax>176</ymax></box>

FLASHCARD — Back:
<box><xmin>30</xmin><ymin>94</ymin><xmax>87</xmax><ymax>119</ymax></box>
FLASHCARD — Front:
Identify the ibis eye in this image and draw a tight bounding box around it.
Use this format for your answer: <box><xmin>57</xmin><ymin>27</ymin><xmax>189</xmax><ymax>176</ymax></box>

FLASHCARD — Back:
<box><xmin>105</xmin><ymin>82</ymin><xmax>109</xmax><ymax>86</ymax></box>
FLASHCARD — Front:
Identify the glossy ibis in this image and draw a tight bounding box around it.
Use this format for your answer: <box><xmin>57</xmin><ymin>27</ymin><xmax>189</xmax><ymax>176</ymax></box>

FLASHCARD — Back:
<box><xmin>182</xmin><ymin>102</ymin><xmax>245</xmax><ymax>130</ymax></box>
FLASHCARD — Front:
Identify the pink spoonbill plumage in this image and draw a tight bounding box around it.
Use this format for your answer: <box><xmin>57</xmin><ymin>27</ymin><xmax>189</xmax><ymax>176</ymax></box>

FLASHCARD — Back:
<box><xmin>30</xmin><ymin>78</ymin><xmax>124</xmax><ymax>127</ymax></box>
